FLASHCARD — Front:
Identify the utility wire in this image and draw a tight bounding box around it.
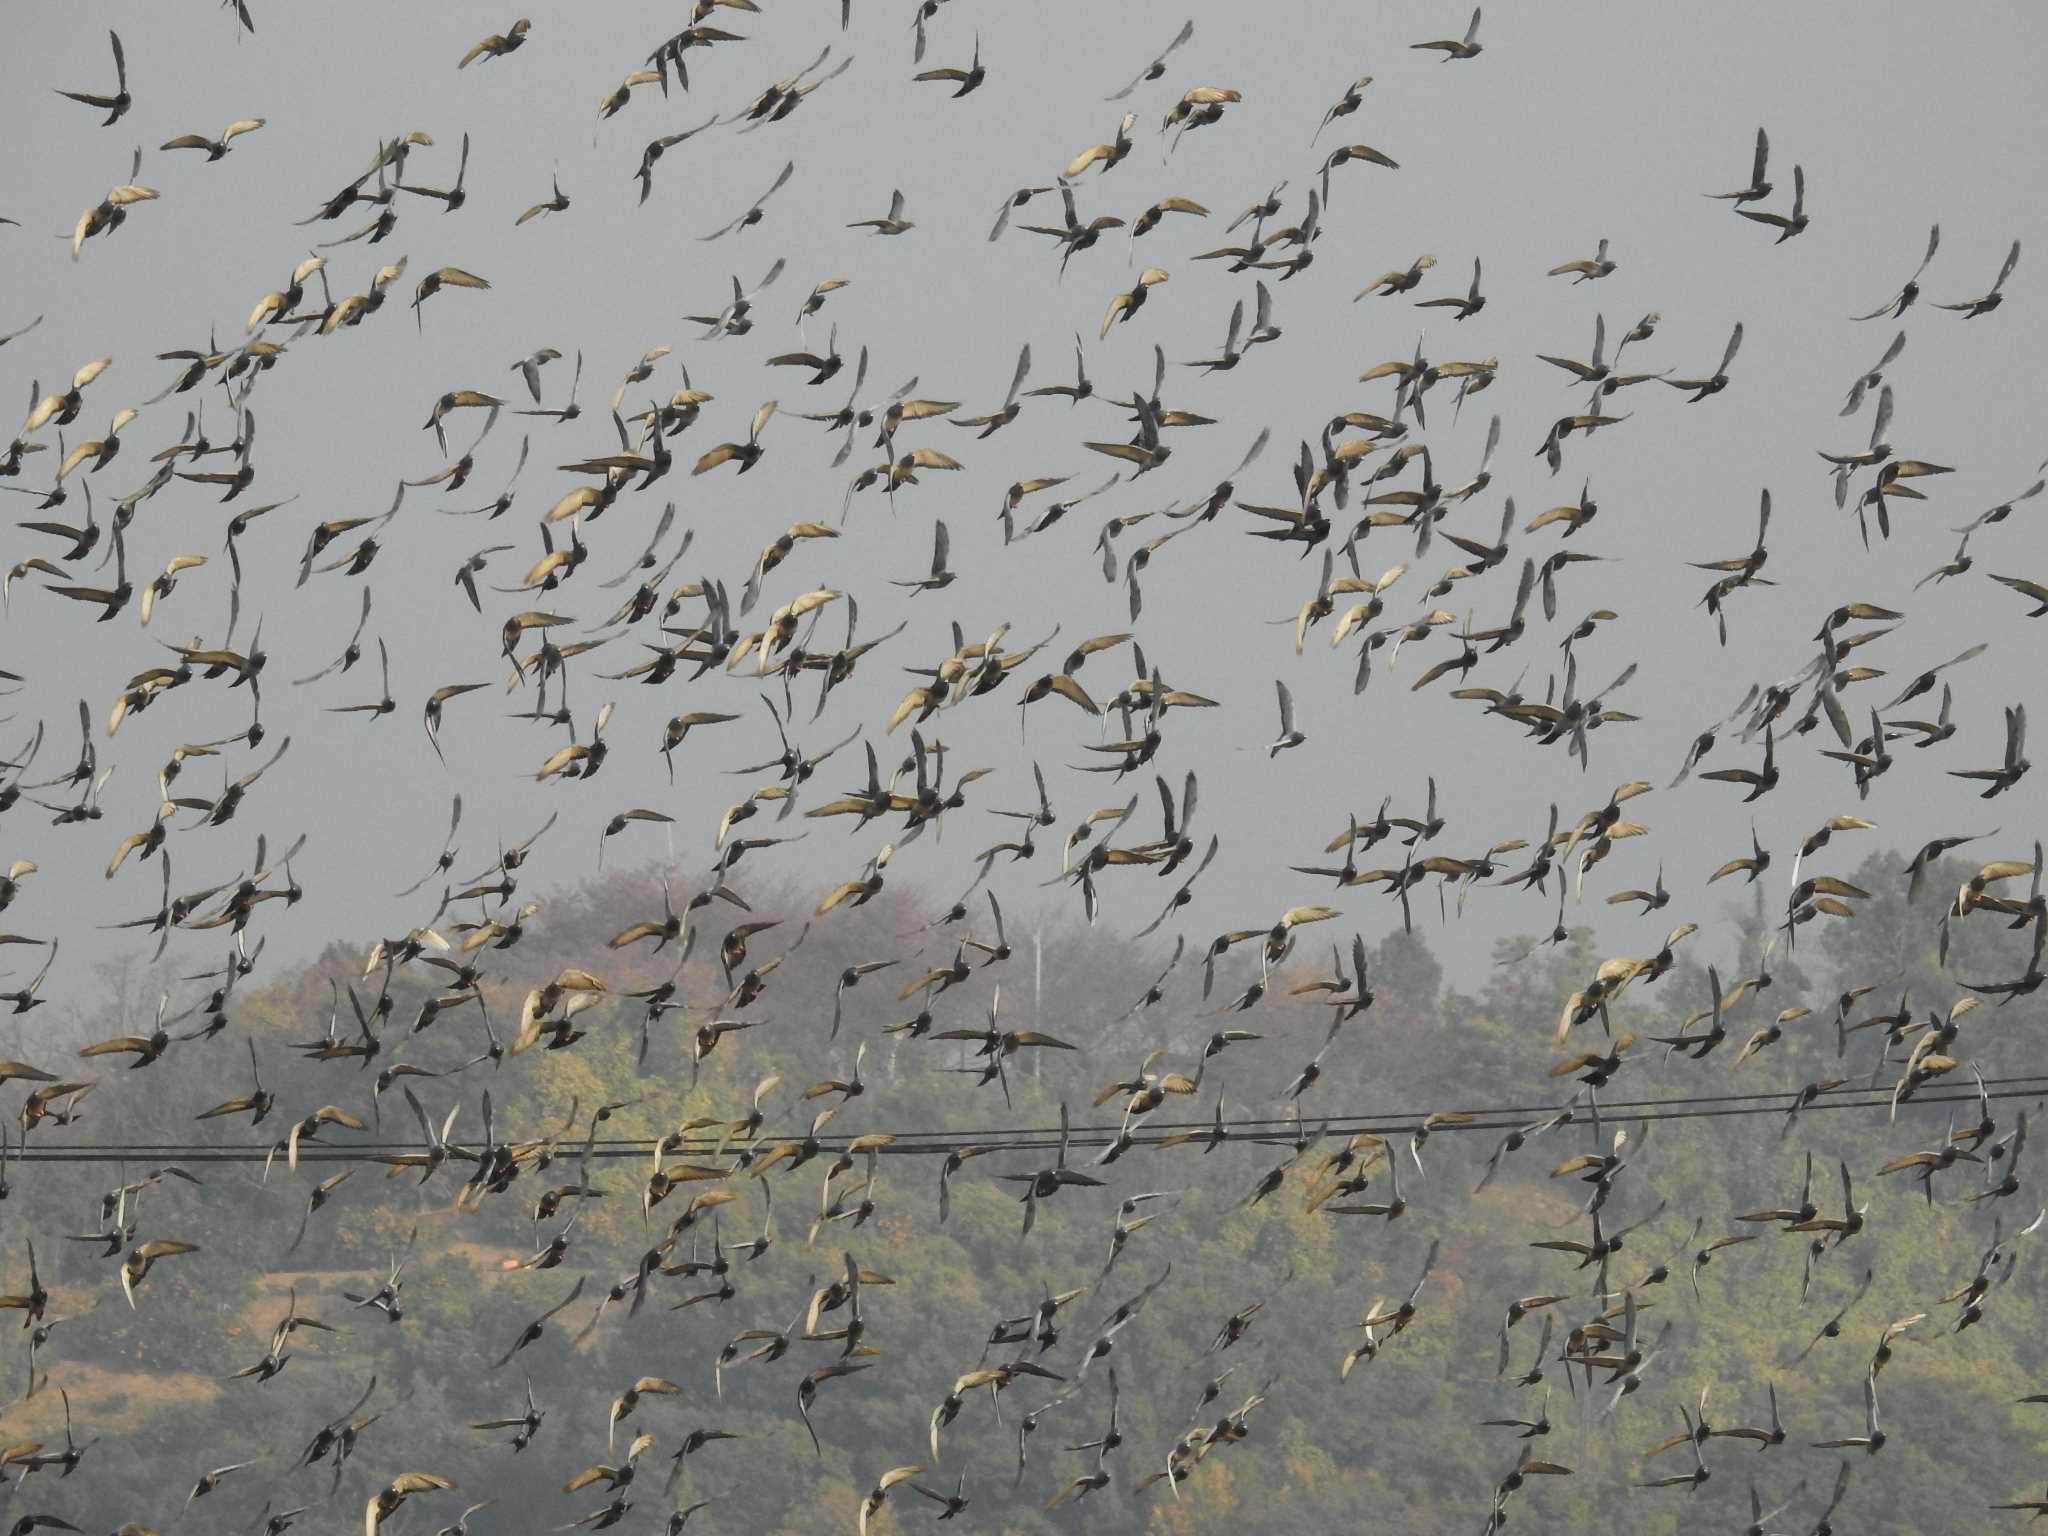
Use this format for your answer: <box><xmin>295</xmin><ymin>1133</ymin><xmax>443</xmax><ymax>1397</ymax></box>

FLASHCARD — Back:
<box><xmin>7</xmin><ymin>1078</ymin><xmax>2043</xmax><ymax>1164</ymax></box>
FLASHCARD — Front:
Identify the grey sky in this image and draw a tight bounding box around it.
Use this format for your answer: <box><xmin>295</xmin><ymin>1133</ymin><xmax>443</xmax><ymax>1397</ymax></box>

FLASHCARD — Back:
<box><xmin>4</xmin><ymin>0</ymin><xmax>2045</xmax><ymax>1017</ymax></box>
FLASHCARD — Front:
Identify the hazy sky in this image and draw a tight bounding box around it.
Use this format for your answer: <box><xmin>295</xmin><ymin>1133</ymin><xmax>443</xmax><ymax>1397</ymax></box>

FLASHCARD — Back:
<box><xmin>5</xmin><ymin>0</ymin><xmax>2046</xmax><ymax>1015</ymax></box>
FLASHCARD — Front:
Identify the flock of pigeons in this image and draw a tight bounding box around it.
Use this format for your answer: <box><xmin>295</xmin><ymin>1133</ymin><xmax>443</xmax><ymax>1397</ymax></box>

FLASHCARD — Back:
<box><xmin>2</xmin><ymin>2</ymin><xmax>2046</xmax><ymax>1533</ymax></box>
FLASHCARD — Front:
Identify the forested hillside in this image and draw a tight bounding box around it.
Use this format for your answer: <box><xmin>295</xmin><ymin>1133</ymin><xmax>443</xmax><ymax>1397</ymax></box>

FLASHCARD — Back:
<box><xmin>1</xmin><ymin>848</ymin><xmax>2042</xmax><ymax>1536</ymax></box>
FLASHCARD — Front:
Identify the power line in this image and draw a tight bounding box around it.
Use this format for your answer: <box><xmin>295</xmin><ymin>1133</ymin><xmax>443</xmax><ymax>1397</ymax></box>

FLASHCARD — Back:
<box><xmin>7</xmin><ymin>1078</ymin><xmax>2043</xmax><ymax>1164</ymax></box>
